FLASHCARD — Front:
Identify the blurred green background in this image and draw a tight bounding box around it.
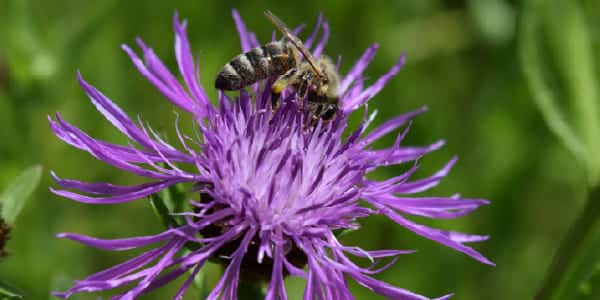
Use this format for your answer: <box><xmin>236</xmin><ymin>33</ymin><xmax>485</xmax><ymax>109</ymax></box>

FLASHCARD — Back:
<box><xmin>1</xmin><ymin>0</ymin><xmax>599</xmax><ymax>299</ymax></box>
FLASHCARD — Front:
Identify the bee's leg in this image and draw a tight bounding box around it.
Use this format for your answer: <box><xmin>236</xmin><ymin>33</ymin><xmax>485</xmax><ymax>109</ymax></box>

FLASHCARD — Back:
<box><xmin>270</xmin><ymin>68</ymin><xmax>296</xmax><ymax>111</ymax></box>
<box><xmin>312</xmin><ymin>103</ymin><xmax>323</xmax><ymax>123</ymax></box>
<box><xmin>297</xmin><ymin>74</ymin><xmax>308</xmax><ymax>96</ymax></box>
<box><xmin>270</xmin><ymin>80</ymin><xmax>285</xmax><ymax>112</ymax></box>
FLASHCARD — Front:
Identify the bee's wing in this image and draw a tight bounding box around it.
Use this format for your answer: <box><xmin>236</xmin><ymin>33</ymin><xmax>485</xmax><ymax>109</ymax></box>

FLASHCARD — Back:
<box><xmin>264</xmin><ymin>10</ymin><xmax>322</xmax><ymax>77</ymax></box>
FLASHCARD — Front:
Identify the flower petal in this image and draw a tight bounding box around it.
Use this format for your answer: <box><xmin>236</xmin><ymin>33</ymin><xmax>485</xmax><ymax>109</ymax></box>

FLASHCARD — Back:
<box><xmin>343</xmin><ymin>54</ymin><xmax>406</xmax><ymax>112</ymax></box>
<box><xmin>232</xmin><ymin>9</ymin><xmax>253</xmax><ymax>52</ymax></box>
<box><xmin>378</xmin><ymin>205</ymin><xmax>494</xmax><ymax>265</ymax></box>
<box><xmin>173</xmin><ymin>13</ymin><xmax>211</xmax><ymax>114</ymax></box>
<box><xmin>56</xmin><ymin>229</ymin><xmax>181</xmax><ymax>251</ymax></box>
<box><xmin>360</xmin><ymin>107</ymin><xmax>427</xmax><ymax>146</ymax></box>
<box><xmin>51</xmin><ymin>178</ymin><xmax>190</xmax><ymax>204</ymax></box>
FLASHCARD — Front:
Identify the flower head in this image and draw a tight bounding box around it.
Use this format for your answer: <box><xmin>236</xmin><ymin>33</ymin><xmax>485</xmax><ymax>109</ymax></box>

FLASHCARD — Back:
<box><xmin>51</xmin><ymin>10</ymin><xmax>492</xmax><ymax>300</ymax></box>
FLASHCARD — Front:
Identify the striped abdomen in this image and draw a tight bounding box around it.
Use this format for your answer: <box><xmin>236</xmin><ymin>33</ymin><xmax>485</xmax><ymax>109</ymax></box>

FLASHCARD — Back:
<box><xmin>215</xmin><ymin>40</ymin><xmax>297</xmax><ymax>90</ymax></box>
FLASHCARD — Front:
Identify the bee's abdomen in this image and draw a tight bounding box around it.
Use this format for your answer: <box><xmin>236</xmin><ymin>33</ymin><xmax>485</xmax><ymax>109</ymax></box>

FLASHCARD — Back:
<box><xmin>245</xmin><ymin>46</ymin><xmax>271</xmax><ymax>80</ymax></box>
<box><xmin>215</xmin><ymin>41</ymin><xmax>295</xmax><ymax>90</ymax></box>
<box><xmin>215</xmin><ymin>63</ymin><xmax>243</xmax><ymax>90</ymax></box>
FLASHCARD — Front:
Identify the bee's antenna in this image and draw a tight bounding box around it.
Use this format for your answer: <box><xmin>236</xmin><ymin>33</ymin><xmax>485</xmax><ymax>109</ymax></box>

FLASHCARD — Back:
<box><xmin>264</xmin><ymin>10</ymin><xmax>323</xmax><ymax>77</ymax></box>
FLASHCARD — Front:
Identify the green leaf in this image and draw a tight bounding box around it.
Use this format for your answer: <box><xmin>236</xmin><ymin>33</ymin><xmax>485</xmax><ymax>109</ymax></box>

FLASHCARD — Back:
<box><xmin>154</xmin><ymin>162</ymin><xmax>187</xmax><ymax>224</ymax></box>
<box><xmin>192</xmin><ymin>264</ymin><xmax>209</xmax><ymax>299</ymax></box>
<box><xmin>519</xmin><ymin>0</ymin><xmax>589</xmax><ymax>172</ymax></box>
<box><xmin>536</xmin><ymin>186</ymin><xmax>600</xmax><ymax>300</ymax></box>
<box><xmin>541</xmin><ymin>0</ymin><xmax>600</xmax><ymax>185</ymax></box>
<box><xmin>0</xmin><ymin>165</ymin><xmax>43</xmax><ymax>224</ymax></box>
<box><xmin>0</xmin><ymin>279</ymin><xmax>24</xmax><ymax>299</ymax></box>
<box><xmin>334</xmin><ymin>228</ymin><xmax>356</xmax><ymax>239</ymax></box>
<box><xmin>150</xmin><ymin>186</ymin><xmax>205</xmax><ymax>251</ymax></box>
<box><xmin>161</xmin><ymin>181</ymin><xmax>186</xmax><ymax>215</ymax></box>
<box><xmin>524</xmin><ymin>1</ymin><xmax>600</xmax><ymax>298</ymax></box>
<box><xmin>149</xmin><ymin>194</ymin><xmax>180</xmax><ymax>229</ymax></box>
<box><xmin>148</xmin><ymin>179</ymin><xmax>188</xmax><ymax>228</ymax></box>
<box><xmin>179</xmin><ymin>248</ymin><xmax>210</xmax><ymax>298</ymax></box>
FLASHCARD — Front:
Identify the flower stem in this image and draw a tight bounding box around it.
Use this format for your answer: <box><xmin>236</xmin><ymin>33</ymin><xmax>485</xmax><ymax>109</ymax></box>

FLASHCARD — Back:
<box><xmin>536</xmin><ymin>185</ymin><xmax>600</xmax><ymax>300</ymax></box>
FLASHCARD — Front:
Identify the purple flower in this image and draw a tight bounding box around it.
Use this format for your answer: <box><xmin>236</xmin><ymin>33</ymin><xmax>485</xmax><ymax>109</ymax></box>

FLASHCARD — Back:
<box><xmin>50</xmin><ymin>10</ymin><xmax>493</xmax><ymax>300</ymax></box>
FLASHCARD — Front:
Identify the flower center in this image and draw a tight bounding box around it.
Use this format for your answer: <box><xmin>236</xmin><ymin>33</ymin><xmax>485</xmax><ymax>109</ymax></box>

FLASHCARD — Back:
<box><xmin>197</xmin><ymin>193</ymin><xmax>307</xmax><ymax>282</ymax></box>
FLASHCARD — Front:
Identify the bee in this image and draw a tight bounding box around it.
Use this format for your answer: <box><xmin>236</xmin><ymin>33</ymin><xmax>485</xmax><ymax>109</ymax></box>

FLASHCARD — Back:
<box><xmin>215</xmin><ymin>11</ymin><xmax>340</xmax><ymax>121</ymax></box>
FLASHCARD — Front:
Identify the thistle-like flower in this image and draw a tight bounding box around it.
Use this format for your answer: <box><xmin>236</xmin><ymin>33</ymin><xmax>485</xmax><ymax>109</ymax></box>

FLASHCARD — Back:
<box><xmin>50</xmin><ymin>11</ymin><xmax>493</xmax><ymax>300</ymax></box>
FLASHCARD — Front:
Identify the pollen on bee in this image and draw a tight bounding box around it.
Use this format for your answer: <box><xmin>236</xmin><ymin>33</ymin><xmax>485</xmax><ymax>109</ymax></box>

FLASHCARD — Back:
<box><xmin>271</xmin><ymin>81</ymin><xmax>288</xmax><ymax>93</ymax></box>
